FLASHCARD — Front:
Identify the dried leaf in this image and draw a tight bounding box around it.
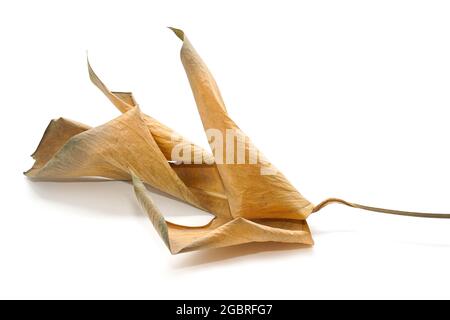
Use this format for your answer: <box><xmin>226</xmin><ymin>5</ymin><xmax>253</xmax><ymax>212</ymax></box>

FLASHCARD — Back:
<box><xmin>26</xmin><ymin>44</ymin><xmax>315</xmax><ymax>253</ymax></box>
<box><xmin>27</xmin><ymin>28</ymin><xmax>448</xmax><ymax>255</ymax></box>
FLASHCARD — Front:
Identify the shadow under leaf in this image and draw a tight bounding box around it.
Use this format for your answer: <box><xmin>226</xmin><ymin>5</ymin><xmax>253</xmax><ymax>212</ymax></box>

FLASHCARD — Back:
<box><xmin>172</xmin><ymin>242</ymin><xmax>314</xmax><ymax>269</ymax></box>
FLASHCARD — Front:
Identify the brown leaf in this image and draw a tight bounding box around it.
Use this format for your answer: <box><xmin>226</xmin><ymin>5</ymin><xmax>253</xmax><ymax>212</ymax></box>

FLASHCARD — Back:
<box><xmin>26</xmin><ymin>31</ymin><xmax>316</xmax><ymax>254</ymax></box>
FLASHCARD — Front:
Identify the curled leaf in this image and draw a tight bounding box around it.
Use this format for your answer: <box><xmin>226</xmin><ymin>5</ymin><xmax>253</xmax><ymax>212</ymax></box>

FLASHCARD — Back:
<box><xmin>26</xmin><ymin>41</ymin><xmax>316</xmax><ymax>253</ymax></box>
<box><xmin>31</xmin><ymin>28</ymin><xmax>447</xmax><ymax>255</ymax></box>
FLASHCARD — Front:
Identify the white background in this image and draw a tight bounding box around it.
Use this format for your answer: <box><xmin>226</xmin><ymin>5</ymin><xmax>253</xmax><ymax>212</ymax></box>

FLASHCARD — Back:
<box><xmin>1</xmin><ymin>0</ymin><xmax>450</xmax><ymax>299</ymax></box>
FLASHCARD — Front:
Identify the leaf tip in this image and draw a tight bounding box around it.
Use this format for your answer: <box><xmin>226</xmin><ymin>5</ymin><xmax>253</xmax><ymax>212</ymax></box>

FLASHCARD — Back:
<box><xmin>168</xmin><ymin>27</ymin><xmax>185</xmax><ymax>41</ymax></box>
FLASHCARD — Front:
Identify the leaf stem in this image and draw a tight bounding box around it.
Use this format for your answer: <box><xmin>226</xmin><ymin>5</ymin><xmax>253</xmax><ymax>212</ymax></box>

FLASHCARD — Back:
<box><xmin>313</xmin><ymin>198</ymin><xmax>450</xmax><ymax>219</ymax></box>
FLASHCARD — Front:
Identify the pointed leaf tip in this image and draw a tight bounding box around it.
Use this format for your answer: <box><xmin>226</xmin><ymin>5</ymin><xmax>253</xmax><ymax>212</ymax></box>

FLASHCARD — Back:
<box><xmin>168</xmin><ymin>27</ymin><xmax>185</xmax><ymax>40</ymax></box>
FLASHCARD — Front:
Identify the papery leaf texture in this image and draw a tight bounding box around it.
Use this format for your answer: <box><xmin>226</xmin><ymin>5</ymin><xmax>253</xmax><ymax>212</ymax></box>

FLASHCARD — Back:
<box><xmin>28</xmin><ymin>28</ymin><xmax>449</xmax><ymax>254</ymax></box>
